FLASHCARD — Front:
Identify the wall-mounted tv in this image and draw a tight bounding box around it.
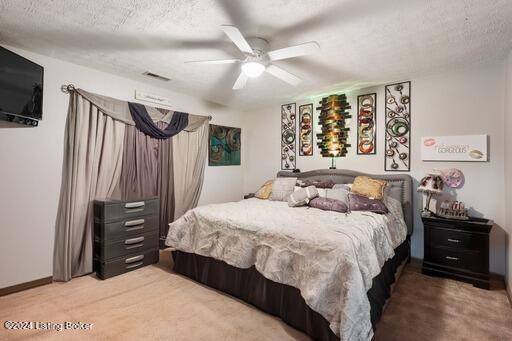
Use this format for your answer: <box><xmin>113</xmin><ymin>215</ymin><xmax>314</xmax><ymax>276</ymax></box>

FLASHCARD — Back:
<box><xmin>0</xmin><ymin>46</ymin><xmax>44</xmax><ymax>125</ymax></box>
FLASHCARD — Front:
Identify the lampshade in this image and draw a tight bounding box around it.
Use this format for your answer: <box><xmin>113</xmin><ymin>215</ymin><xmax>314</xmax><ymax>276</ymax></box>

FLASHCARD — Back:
<box><xmin>417</xmin><ymin>171</ymin><xmax>444</xmax><ymax>194</ymax></box>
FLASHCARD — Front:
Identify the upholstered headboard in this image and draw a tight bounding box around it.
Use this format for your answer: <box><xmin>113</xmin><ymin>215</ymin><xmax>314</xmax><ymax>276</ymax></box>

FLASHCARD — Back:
<box><xmin>277</xmin><ymin>169</ymin><xmax>414</xmax><ymax>235</ymax></box>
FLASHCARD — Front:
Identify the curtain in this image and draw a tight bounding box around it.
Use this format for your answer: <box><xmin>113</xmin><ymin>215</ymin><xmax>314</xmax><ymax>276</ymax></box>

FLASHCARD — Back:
<box><xmin>117</xmin><ymin>121</ymin><xmax>175</xmax><ymax>245</ymax></box>
<box><xmin>173</xmin><ymin>121</ymin><xmax>208</xmax><ymax>220</ymax></box>
<box><xmin>53</xmin><ymin>92</ymin><xmax>125</xmax><ymax>281</ymax></box>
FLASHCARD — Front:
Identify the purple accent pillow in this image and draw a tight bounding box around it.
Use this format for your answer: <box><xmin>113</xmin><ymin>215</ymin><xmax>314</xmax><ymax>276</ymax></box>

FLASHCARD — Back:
<box><xmin>309</xmin><ymin>197</ymin><xmax>348</xmax><ymax>213</ymax></box>
<box><xmin>349</xmin><ymin>193</ymin><xmax>388</xmax><ymax>214</ymax></box>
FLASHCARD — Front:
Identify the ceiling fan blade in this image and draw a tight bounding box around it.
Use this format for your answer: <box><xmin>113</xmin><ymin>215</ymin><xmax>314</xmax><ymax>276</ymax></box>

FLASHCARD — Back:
<box><xmin>267</xmin><ymin>42</ymin><xmax>320</xmax><ymax>61</ymax></box>
<box><xmin>220</xmin><ymin>25</ymin><xmax>254</xmax><ymax>54</ymax></box>
<box><xmin>232</xmin><ymin>71</ymin><xmax>248</xmax><ymax>90</ymax></box>
<box><xmin>265</xmin><ymin>65</ymin><xmax>302</xmax><ymax>86</ymax></box>
<box><xmin>185</xmin><ymin>59</ymin><xmax>240</xmax><ymax>64</ymax></box>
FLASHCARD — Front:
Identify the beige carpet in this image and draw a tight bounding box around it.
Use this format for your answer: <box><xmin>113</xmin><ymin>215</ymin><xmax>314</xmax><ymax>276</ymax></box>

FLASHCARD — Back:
<box><xmin>0</xmin><ymin>251</ymin><xmax>511</xmax><ymax>341</ymax></box>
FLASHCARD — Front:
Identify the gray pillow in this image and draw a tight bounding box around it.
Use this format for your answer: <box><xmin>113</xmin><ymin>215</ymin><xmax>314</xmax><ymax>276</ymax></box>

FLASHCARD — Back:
<box><xmin>269</xmin><ymin>177</ymin><xmax>297</xmax><ymax>201</ymax></box>
<box><xmin>324</xmin><ymin>187</ymin><xmax>350</xmax><ymax>203</ymax></box>
<box><xmin>288</xmin><ymin>186</ymin><xmax>319</xmax><ymax>207</ymax></box>
<box><xmin>309</xmin><ymin>197</ymin><xmax>348</xmax><ymax>213</ymax></box>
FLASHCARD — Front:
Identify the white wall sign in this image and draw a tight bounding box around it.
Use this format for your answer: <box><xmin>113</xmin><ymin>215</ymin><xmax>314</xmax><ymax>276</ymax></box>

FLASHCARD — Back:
<box><xmin>421</xmin><ymin>135</ymin><xmax>488</xmax><ymax>161</ymax></box>
<box><xmin>135</xmin><ymin>90</ymin><xmax>173</xmax><ymax>107</ymax></box>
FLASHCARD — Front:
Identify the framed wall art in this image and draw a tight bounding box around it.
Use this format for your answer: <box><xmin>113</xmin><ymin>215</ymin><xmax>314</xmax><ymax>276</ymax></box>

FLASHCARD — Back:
<box><xmin>357</xmin><ymin>93</ymin><xmax>377</xmax><ymax>155</ymax></box>
<box><xmin>208</xmin><ymin>124</ymin><xmax>241</xmax><ymax>166</ymax></box>
<box><xmin>384</xmin><ymin>81</ymin><xmax>411</xmax><ymax>171</ymax></box>
<box><xmin>299</xmin><ymin>104</ymin><xmax>314</xmax><ymax>156</ymax></box>
<box><xmin>281</xmin><ymin>103</ymin><xmax>296</xmax><ymax>170</ymax></box>
<box><xmin>421</xmin><ymin>135</ymin><xmax>488</xmax><ymax>161</ymax></box>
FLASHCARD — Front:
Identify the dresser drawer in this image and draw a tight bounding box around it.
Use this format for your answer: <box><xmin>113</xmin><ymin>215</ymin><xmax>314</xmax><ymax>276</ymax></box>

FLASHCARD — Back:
<box><xmin>427</xmin><ymin>247</ymin><xmax>486</xmax><ymax>274</ymax></box>
<box><xmin>94</xmin><ymin>214</ymin><xmax>159</xmax><ymax>241</ymax></box>
<box><xmin>95</xmin><ymin>231</ymin><xmax>159</xmax><ymax>260</ymax></box>
<box><xmin>94</xmin><ymin>249</ymin><xmax>159</xmax><ymax>280</ymax></box>
<box><xmin>429</xmin><ymin>227</ymin><xmax>486</xmax><ymax>251</ymax></box>
<box><xmin>94</xmin><ymin>198</ymin><xmax>159</xmax><ymax>223</ymax></box>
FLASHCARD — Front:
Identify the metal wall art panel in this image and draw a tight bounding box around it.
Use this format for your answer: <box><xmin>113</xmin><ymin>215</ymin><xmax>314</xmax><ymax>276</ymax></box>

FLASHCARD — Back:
<box><xmin>316</xmin><ymin>94</ymin><xmax>351</xmax><ymax>158</ymax></box>
<box><xmin>357</xmin><ymin>93</ymin><xmax>377</xmax><ymax>155</ymax></box>
<box><xmin>298</xmin><ymin>104</ymin><xmax>314</xmax><ymax>156</ymax></box>
<box><xmin>281</xmin><ymin>103</ymin><xmax>296</xmax><ymax>170</ymax></box>
<box><xmin>384</xmin><ymin>81</ymin><xmax>411</xmax><ymax>171</ymax></box>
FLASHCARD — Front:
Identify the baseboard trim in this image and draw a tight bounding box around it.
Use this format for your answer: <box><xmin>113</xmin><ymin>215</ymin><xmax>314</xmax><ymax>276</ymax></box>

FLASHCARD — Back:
<box><xmin>507</xmin><ymin>285</ymin><xmax>512</xmax><ymax>308</ymax></box>
<box><xmin>0</xmin><ymin>276</ymin><xmax>53</xmax><ymax>297</ymax></box>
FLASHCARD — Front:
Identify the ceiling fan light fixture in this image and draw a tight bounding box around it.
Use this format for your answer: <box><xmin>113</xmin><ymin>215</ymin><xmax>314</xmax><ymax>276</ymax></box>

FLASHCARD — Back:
<box><xmin>241</xmin><ymin>62</ymin><xmax>265</xmax><ymax>78</ymax></box>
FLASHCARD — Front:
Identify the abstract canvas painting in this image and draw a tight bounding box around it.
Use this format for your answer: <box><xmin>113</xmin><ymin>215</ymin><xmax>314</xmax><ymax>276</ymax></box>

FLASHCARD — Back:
<box><xmin>208</xmin><ymin>124</ymin><xmax>241</xmax><ymax>166</ymax></box>
<box><xmin>384</xmin><ymin>81</ymin><xmax>411</xmax><ymax>171</ymax></box>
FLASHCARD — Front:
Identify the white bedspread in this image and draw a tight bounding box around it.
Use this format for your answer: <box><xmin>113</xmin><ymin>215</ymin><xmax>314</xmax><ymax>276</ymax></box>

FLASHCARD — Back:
<box><xmin>165</xmin><ymin>196</ymin><xmax>407</xmax><ymax>340</ymax></box>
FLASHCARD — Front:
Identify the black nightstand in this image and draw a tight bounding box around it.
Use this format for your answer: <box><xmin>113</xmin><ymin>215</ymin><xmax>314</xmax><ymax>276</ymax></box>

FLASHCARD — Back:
<box><xmin>422</xmin><ymin>216</ymin><xmax>493</xmax><ymax>289</ymax></box>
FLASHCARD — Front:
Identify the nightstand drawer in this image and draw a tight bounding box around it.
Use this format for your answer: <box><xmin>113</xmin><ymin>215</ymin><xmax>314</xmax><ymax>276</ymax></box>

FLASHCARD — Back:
<box><xmin>94</xmin><ymin>197</ymin><xmax>159</xmax><ymax>223</ymax></box>
<box><xmin>94</xmin><ymin>249</ymin><xmax>159</xmax><ymax>280</ymax></box>
<box><xmin>428</xmin><ymin>247</ymin><xmax>486</xmax><ymax>274</ymax></box>
<box><xmin>430</xmin><ymin>227</ymin><xmax>485</xmax><ymax>251</ymax></box>
<box><xmin>94</xmin><ymin>214</ymin><xmax>159</xmax><ymax>241</ymax></box>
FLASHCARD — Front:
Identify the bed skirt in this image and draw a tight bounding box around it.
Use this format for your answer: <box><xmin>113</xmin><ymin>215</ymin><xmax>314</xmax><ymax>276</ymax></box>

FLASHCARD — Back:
<box><xmin>171</xmin><ymin>236</ymin><xmax>410</xmax><ymax>340</ymax></box>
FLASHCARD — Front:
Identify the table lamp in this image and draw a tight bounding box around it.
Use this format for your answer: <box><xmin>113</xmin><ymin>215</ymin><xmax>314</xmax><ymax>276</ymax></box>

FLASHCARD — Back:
<box><xmin>417</xmin><ymin>171</ymin><xmax>444</xmax><ymax>217</ymax></box>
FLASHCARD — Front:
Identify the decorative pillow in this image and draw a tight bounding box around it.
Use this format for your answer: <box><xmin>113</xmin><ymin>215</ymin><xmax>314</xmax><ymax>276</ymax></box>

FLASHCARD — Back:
<box><xmin>324</xmin><ymin>187</ymin><xmax>350</xmax><ymax>203</ymax></box>
<box><xmin>288</xmin><ymin>186</ymin><xmax>319</xmax><ymax>207</ymax></box>
<box><xmin>269</xmin><ymin>177</ymin><xmax>297</xmax><ymax>201</ymax></box>
<box><xmin>255</xmin><ymin>180</ymin><xmax>273</xmax><ymax>199</ymax></box>
<box><xmin>351</xmin><ymin>176</ymin><xmax>387</xmax><ymax>200</ymax></box>
<box><xmin>349</xmin><ymin>193</ymin><xmax>388</xmax><ymax>214</ymax></box>
<box><xmin>297</xmin><ymin>179</ymin><xmax>335</xmax><ymax>189</ymax></box>
<box><xmin>309</xmin><ymin>197</ymin><xmax>348</xmax><ymax>213</ymax></box>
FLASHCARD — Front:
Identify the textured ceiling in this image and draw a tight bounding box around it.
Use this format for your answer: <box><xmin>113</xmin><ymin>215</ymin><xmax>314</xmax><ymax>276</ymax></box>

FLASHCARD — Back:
<box><xmin>1</xmin><ymin>0</ymin><xmax>511</xmax><ymax>109</ymax></box>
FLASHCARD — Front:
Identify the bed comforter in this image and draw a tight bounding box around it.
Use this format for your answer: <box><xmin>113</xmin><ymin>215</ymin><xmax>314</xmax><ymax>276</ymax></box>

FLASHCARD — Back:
<box><xmin>165</xmin><ymin>196</ymin><xmax>407</xmax><ymax>340</ymax></box>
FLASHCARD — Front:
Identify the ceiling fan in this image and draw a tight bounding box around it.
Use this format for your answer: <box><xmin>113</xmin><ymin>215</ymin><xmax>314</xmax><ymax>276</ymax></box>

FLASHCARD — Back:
<box><xmin>185</xmin><ymin>25</ymin><xmax>320</xmax><ymax>90</ymax></box>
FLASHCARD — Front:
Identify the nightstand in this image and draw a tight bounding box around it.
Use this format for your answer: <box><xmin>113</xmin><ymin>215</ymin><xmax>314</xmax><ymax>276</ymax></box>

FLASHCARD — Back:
<box><xmin>422</xmin><ymin>216</ymin><xmax>493</xmax><ymax>289</ymax></box>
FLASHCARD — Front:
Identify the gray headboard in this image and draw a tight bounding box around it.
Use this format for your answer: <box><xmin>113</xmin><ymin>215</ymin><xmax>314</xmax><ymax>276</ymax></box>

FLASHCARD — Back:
<box><xmin>277</xmin><ymin>169</ymin><xmax>414</xmax><ymax>235</ymax></box>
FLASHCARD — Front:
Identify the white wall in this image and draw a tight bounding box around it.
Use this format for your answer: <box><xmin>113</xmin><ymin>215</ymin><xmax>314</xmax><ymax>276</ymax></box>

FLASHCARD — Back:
<box><xmin>244</xmin><ymin>61</ymin><xmax>507</xmax><ymax>275</ymax></box>
<box><xmin>505</xmin><ymin>49</ymin><xmax>512</xmax><ymax>294</ymax></box>
<box><xmin>0</xmin><ymin>45</ymin><xmax>245</xmax><ymax>289</ymax></box>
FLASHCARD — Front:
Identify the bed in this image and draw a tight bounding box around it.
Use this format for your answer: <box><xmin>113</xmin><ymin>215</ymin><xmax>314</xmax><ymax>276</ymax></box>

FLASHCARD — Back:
<box><xmin>166</xmin><ymin>169</ymin><xmax>413</xmax><ymax>340</ymax></box>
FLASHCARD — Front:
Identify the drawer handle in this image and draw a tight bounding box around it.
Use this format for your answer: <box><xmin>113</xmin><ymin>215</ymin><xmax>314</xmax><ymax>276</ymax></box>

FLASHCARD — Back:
<box><xmin>125</xmin><ymin>201</ymin><xmax>145</xmax><ymax>209</ymax></box>
<box><xmin>445</xmin><ymin>256</ymin><xmax>459</xmax><ymax>261</ymax></box>
<box><xmin>126</xmin><ymin>261</ymin><xmax>143</xmax><ymax>269</ymax></box>
<box><xmin>125</xmin><ymin>219</ymin><xmax>144</xmax><ymax>227</ymax></box>
<box><xmin>125</xmin><ymin>255</ymin><xmax>144</xmax><ymax>264</ymax></box>
<box><xmin>125</xmin><ymin>237</ymin><xmax>144</xmax><ymax>245</ymax></box>
<box><xmin>447</xmin><ymin>238</ymin><xmax>461</xmax><ymax>243</ymax></box>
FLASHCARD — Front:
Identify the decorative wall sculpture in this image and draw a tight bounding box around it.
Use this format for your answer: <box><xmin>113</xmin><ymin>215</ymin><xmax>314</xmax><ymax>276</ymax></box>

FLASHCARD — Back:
<box><xmin>384</xmin><ymin>81</ymin><xmax>411</xmax><ymax>171</ymax></box>
<box><xmin>357</xmin><ymin>93</ymin><xmax>377</xmax><ymax>155</ymax></box>
<box><xmin>299</xmin><ymin>104</ymin><xmax>314</xmax><ymax>156</ymax></box>
<box><xmin>281</xmin><ymin>103</ymin><xmax>296</xmax><ymax>170</ymax></box>
<box><xmin>208</xmin><ymin>124</ymin><xmax>241</xmax><ymax>166</ymax></box>
<box><xmin>316</xmin><ymin>94</ymin><xmax>351</xmax><ymax>168</ymax></box>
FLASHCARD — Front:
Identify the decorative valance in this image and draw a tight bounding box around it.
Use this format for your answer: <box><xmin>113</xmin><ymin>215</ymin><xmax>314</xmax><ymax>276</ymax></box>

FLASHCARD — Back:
<box><xmin>75</xmin><ymin>88</ymin><xmax>209</xmax><ymax>131</ymax></box>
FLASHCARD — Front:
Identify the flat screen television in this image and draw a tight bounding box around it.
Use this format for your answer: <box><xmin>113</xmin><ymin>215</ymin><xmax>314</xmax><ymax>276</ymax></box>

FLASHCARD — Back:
<box><xmin>0</xmin><ymin>46</ymin><xmax>44</xmax><ymax>122</ymax></box>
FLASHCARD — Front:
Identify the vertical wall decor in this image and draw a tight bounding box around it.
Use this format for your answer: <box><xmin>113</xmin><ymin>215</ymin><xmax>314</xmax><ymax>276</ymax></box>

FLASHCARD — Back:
<box><xmin>316</xmin><ymin>94</ymin><xmax>351</xmax><ymax>169</ymax></box>
<box><xmin>357</xmin><ymin>93</ymin><xmax>377</xmax><ymax>155</ymax></box>
<box><xmin>281</xmin><ymin>103</ymin><xmax>296</xmax><ymax>170</ymax></box>
<box><xmin>208</xmin><ymin>124</ymin><xmax>241</xmax><ymax>166</ymax></box>
<box><xmin>299</xmin><ymin>104</ymin><xmax>314</xmax><ymax>156</ymax></box>
<box><xmin>384</xmin><ymin>81</ymin><xmax>411</xmax><ymax>171</ymax></box>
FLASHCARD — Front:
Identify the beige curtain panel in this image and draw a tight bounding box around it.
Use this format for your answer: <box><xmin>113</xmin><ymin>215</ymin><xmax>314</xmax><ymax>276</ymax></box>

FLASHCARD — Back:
<box><xmin>53</xmin><ymin>92</ymin><xmax>125</xmax><ymax>281</ymax></box>
<box><xmin>54</xmin><ymin>89</ymin><xmax>210</xmax><ymax>281</ymax></box>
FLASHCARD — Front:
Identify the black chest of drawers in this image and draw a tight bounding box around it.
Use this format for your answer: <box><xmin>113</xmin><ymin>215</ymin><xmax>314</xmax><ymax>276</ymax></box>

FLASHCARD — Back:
<box><xmin>422</xmin><ymin>216</ymin><xmax>493</xmax><ymax>289</ymax></box>
<box><xmin>93</xmin><ymin>197</ymin><xmax>160</xmax><ymax>279</ymax></box>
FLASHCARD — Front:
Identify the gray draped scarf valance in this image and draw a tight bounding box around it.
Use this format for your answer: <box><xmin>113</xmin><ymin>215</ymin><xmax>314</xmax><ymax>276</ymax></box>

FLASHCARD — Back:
<box><xmin>128</xmin><ymin>102</ymin><xmax>188</xmax><ymax>139</ymax></box>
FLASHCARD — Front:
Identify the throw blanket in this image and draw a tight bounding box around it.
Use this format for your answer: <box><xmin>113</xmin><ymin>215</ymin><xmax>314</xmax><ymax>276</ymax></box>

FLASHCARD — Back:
<box><xmin>166</xmin><ymin>197</ymin><xmax>407</xmax><ymax>340</ymax></box>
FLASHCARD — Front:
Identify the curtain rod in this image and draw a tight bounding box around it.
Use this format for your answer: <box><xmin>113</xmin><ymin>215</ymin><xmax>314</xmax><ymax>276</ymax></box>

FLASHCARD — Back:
<box><xmin>60</xmin><ymin>84</ymin><xmax>212</xmax><ymax>121</ymax></box>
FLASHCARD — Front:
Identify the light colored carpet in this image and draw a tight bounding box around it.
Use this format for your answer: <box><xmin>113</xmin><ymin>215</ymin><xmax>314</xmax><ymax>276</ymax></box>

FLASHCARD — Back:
<box><xmin>0</xmin><ymin>251</ymin><xmax>510</xmax><ymax>341</ymax></box>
